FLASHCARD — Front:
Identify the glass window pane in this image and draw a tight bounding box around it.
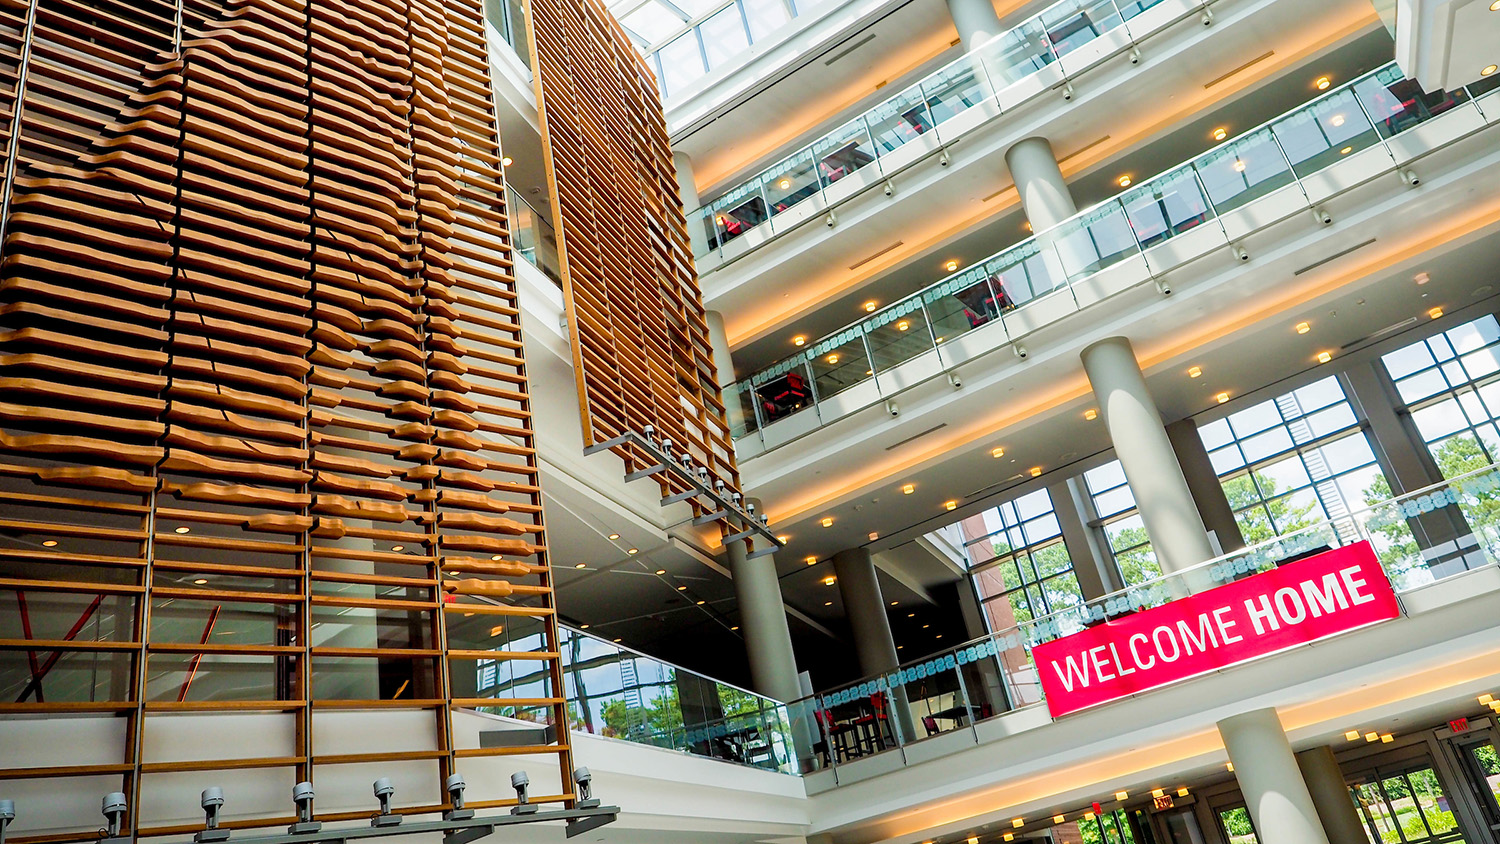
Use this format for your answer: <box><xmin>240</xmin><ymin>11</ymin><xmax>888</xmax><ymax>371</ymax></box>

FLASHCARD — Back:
<box><xmin>740</xmin><ymin>0</ymin><xmax>790</xmax><ymax>41</ymax></box>
<box><xmin>699</xmin><ymin>6</ymin><xmax>749</xmax><ymax>69</ymax></box>
<box><xmin>657</xmin><ymin>31</ymin><xmax>708</xmax><ymax>95</ymax></box>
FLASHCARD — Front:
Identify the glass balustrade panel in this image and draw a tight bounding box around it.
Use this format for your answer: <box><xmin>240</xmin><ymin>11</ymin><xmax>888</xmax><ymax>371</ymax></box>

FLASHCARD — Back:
<box><xmin>866</xmin><ymin>84</ymin><xmax>933</xmax><ymax>154</ymax></box>
<box><xmin>1050</xmin><ymin>200</ymin><xmax>1138</xmax><ymax>281</ymax></box>
<box><xmin>924</xmin><ymin>268</ymin><xmax>1003</xmax><ymax>343</ymax></box>
<box><xmin>749</xmin><ymin>358</ymin><xmax>817</xmax><ymax>425</ymax></box>
<box><xmin>764</xmin><ymin>149</ymin><xmax>822</xmax><ymax>217</ymax></box>
<box><xmin>1118</xmin><ymin>166</ymin><xmax>1215</xmax><ymax>249</ymax></box>
<box><xmin>866</xmin><ymin>300</ymin><xmax>936</xmax><ymax>372</ymax></box>
<box><xmin>974</xmin><ymin>19</ymin><xmax>1055</xmax><ymax>86</ymax></box>
<box><xmin>813</xmin><ymin>118</ymin><xmax>879</xmax><ymax>187</ymax></box>
<box><xmin>1271</xmin><ymin>87</ymin><xmax>1381</xmax><ymax>177</ymax></box>
<box><xmin>709</xmin><ymin>185</ymin><xmax>770</xmax><ymax>248</ymax></box>
<box><xmin>923</xmin><ymin>60</ymin><xmax>988</xmax><ymax>127</ymax></box>
<box><xmin>1193</xmin><ymin>126</ymin><xmax>1296</xmax><ymax>214</ymax></box>
<box><xmin>1039</xmin><ymin>0</ymin><xmax>1123</xmax><ymax>58</ymax></box>
<box><xmin>807</xmin><ymin>329</ymin><xmax>873</xmax><ymax>400</ymax></box>
<box><xmin>1353</xmin><ymin>65</ymin><xmax>1472</xmax><ymax>139</ymax></box>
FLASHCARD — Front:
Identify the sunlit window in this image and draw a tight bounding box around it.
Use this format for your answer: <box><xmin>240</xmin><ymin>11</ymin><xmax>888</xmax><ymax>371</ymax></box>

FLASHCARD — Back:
<box><xmin>946</xmin><ymin>488</ymin><xmax>1084</xmax><ymax>631</ymax></box>
<box><xmin>1083</xmin><ymin>460</ymin><xmax>1162</xmax><ymax>586</ymax></box>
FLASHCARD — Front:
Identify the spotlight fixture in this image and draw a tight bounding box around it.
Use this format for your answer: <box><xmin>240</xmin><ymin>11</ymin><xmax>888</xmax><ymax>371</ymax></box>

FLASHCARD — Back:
<box><xmin>289</xmin><ymin>782</ymin><xmax>320</xmax><ymax>834</ymax></box>
<box><xmin>945</xmin><ymin>259</ymin><xmax>959</xmax><ymax>272</ymax></box>
<box><xmin>102</xmin><ymin>793</ymin><xmax>129</xmax><ymax>844</ymax></box>
<box><xmin>1216</xmin><ymin>392</ymin><xmax>1230</xmax><ymax>404</ymax></box>
<box><xmin>1485</xmin><ymin>65</ymin><xmax>1498</xmax><ymax>77</ymax></box>
<box><xmin>821</xmin><ymin>517</ymin><xmax>834</xmax><ymax>528</ymax></box>
<box><xmin>510</xmin><ymin>771</ymin><xmax>538</xmax><ymax>815</ymax></box>
<box><xmin>1430</xmin><ymin>307</ymin><xmax>1444</xmax><ymax>320</ymax></box>
<box><xmin>991</xmin><ymin>447</ymin><xmax>1005</xmax><ymax>458</ymax></box>
<box><xmin>442</xmin><ymin>774</ymin><xmax>472</xmax><ymax>821</ymax></box>
<box><xmin>1317</xmin><ymin>351</ymin><xmax>1332</xmax><ymax>364</ymax></box>
<box><xmin>944</xmin><ymin>500</ymin><xmax>958</xmax><ymax>511</ymax></box>
<box><xmin>1188</xmin><ymin>366</ymin><xmax>1202</xmax><ymax>378</ymax></box>
<box><xmin>1315</xmin><ymin>75</ymin><xmax>1331</xmax><ymax>90</ymax></box>
<box><xmin>793</xmin><ymin>335</ymin><xmax>806</xmax><ymax>347</ymax></box>
<box><xmin>371</xmin><ymin>778</ymin><xmax>400</xmax><ymax>827</ymax></box>
<box><xmin>194</xmin><ymin>788</ymin><xmax>230</xmax><ymax>843</ymax></box>
<box><xmin>1117</xmin><ymin>175</ymin><xmax>1132</xmax><ymax>187</ymax></box>
<box><xmin>902</xmin><ymin>483</ymin><xmax>915</xmax><ymax>495</ymax></box>
<box><xmin>574</xmin><ymin>767</ymin><xmax>600</xmax><ymax>809</ymax></box>
<box><xmin>1296</xmin><ymin>321</ymin><xmax>1310</xmax><ymax>334</ymax></box>
<box><xmin>864</xmin><ymin>301</ymin><xmax>878</xmax><ymax>312</ymax></box>
<box><xmin>1084</xmin><ymin>409</ymin><xmax>1098</xmax><ymax>420</ymax></box>
<box><xmin>1212</xmin><ymin>127</ymin><xmax>1227</xmax><ymax>141</ymax></box>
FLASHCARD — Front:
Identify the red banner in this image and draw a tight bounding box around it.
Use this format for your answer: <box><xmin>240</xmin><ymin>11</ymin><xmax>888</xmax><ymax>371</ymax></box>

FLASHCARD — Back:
<box><xmin>1033</xmin><ymin>542</ymin><xmax>1399</xmax><ymax>717</ymax></box>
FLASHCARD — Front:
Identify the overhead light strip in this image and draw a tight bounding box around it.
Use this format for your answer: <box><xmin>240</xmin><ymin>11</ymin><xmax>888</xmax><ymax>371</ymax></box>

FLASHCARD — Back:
<box><xmin>883</xmin><ymin>422</ymin><xmax>948</xmax><ymax>450</ymax></box>
<box><xmin>1204</xmin><ymin>50</ymin><xmax>1276</xmax><ymax>89</ymax></box>
<box><xmin>848</xmin><ymin>240</ymin><xmax>905</xmax><ymax>270</ymax></box>
<box><xmin>1292</xmin><ymin>238</ymin><xmax>1377</xmax><ymax>275</ymax></box>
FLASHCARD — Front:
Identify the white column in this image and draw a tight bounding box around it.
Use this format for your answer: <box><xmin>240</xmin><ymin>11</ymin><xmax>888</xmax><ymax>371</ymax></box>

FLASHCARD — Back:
<box><xmin>945</xmin><ymin>0</ymin><xmax>1003</xmax><ymax>52</ymax></box>
<box><xmin>705</xmin><ymin>310</ymin><xmax>746</xmax><ymax>432</ymax></box>
<box><xmin>831</xmin><ymin>547</ymin><xmax>899</xmax><ymax>677</ymax></box>
<box><xmin>725</xmin><ymin>538</ymin><xmax>801</xmax><ymax>703</ymax></box>
<box><xmin>1005</xmin><ymin>136</ymin><xmax>1077</xmax><ymax>232</ymax></box>
<box><xmin>1081</xmin><ymin>337</ymin><xmax>1216</xmax><ymax>574</ymax></box>
<box><xmin>1217</xmin><ymin>709</ymin><xmax>1331</xmax><ymax>844</ymax></box>
<box><xmin>1295</xmin><ymin>745</ymin><xmax>1369</xmax><ymax>844</ymax></box>
<box><xmin>674</xmin><ymin>151</ymin><xmax>709</xmax><ymax>257</ymax></box>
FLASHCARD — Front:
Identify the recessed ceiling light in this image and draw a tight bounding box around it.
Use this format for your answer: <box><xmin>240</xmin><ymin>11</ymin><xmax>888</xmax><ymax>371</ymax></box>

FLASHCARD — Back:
<box><xmin>627</xmin><ymin>548</ymin><xmax>638</xmax><ymax>555</ymax></box>
<box><xmin>1491</xmin><ymin>0</ymin><xmax>1500</xmax><ymax>10</ymax></box>
<box><xmin>1176</xmin><ymin>787</ymin><xmax>1189</xmax><ymax>797</ymax></box>
<box><xmin>1415</xmin><ymin>272</ymin><xmax>1430</xmax><ymax>285</ymax></box>
<box><xmin>935</xmin><ymin>633</ymin><xmax>942</xmax><ymax>638</ymax></box>
<box><xmin>1117</xmin><ymin>175</ymin><xmax>1132</xmax><ymax>187</ymax></box>
<box><xmin>607</xmin><ymin>533</ymin><xmax>620</xmax><ymax>540</ymax></box>
<box><xmin>1366</xmin><ymin>731</ymin><xmax>1380</xmax><ymax>742</ymax></box>
<box><xmin>1217</xmin><ymin>392</ymin><xmax>1231</xmax><ymax>404</ymax></box>
<box><xmin>1481</xmin><ymin>694</ymin><xmax>1495</xmax><ymax>704</ymax></box>
<box><xmin>1339</xmin><ymin>146</ymin><xmax>1353</xmax><ymax>155</ymax></box>
<box><xmin>902</xmin><ymin>483</ymin><xmax>915</xmax><ymax>494</ymax></box>
<box><xmin>827</xmin><ymin>353</ymin><xmax>839</xmax><ymax>364</ymax></box>
<box><xmin>805</xmin><ymin>556</ymin><xmax>817</xmax><ymax>565</ymax></box>
<box><xmin>575</xmin><ymin>563</ymin><xmax>586</xmax><ymax>568</ymax></box>
<box><xmin>730</xmin><ymin>625</ymin><xmax>739</xmax><ymax>630</ymax></box>
<box><xmin>1152</xmin><ymin>789</ymin><xmax>1165</xmax><ymax>799</ymax></box>
<box><xmin>793</xmin><ymin>335</ymin><xmax>806</xmax><ymax>346</ymax></box>
<box><xmin>696</xmin><ymin>600</ymin><xmax>706</xmax><ymax>605</ymax></box>
<box><xmin>922</xmin><ymin>624</ymin><xmax>929</xmax><ymax>629</ymax></box>
<box><xmin>1003</xmin><ymin>835</ymin><xmax>1013</xmax><ymax>843</ymax></box>
<box><xmin>175</xmin><ymin>526</ymin><xmax>191</xmax><ymax>534</ymax></box>
<box><xmin>1011</xmin><ymin>819</ymin><xmax>1023</xmax><ymax>829</ymax></box>
<box><xmin>1029</xmin><ymin>467</ymin><xmax>1042</xmax><ymax>477</ymax></box>
<box><xmin>1315</xmin><ymin>76</ymin><xmax>1331</xmax><ymax>90</ymax></box>
<box><xmin>194</xmin><ymin>579</ymin><xmax>208</xmax><ymax>585</ymax></box>
<box><xmin>777</xmin><ymin>535</ymin><xmax>790</xmax><ymax>543</ymax></box>
<box><xmin>580</xmin><ymin>623</ymin><xmax>590</xmax><ymax>629</ymax></box>
<box><xmin>655</xmin><ymin>569</ymin><xmax>666</xmax><ymax>574</ymax></box>
<box><xmin>41</xmin><ymin>540</ymin><xmax>58</xmax><ymax>547</ymax></box>
<box><xmin>1115</xmin><ymin>790</ymin><xmax>1129</xmax><ymax>801</ymax></box>
<box><xmin>1381</xmin><ymin>733</ymin><xmax>1394</xmax><ymax>743</ymax></box>
<box><xmin>1084</xmin><ymin>409</ymin><xmax>1098</xmax><ymax>420</ymax></box>
<box><xmin>907</xmin><ymin>612</ymin><xmax>915</xmax><ymax>618</ymax></box>
<box><xmin>492</xmin><ymin>555</ymin><xmax>504</xmax><ymax>560</ymax></box>
<box><xmin>502</xmin><ymin>156</ymin><xmax>512</xmax><ymax>166</ymax></box>
<box><xmin>896</xmin><ymin>320</ymin><xmax>909</xmax><ymax>331</ymax></box>
<box><xmin>677</xmin><ymin>585</ymin><xmax>687</xmax><ymax>591</ymax></box>
<box><xmin>1296</xmin><ymin>321</ymin><xmax>1311</xmax><ymax>334</ymax></box>
<box><xmin>868</xmin><ymin>531</ymin><xmax>878</xmax><ymax>541</ymax></box>
<box><xmin>1430</xmin><ymin>307</ymin><xmax>1444</xmax><ymax>319</ymax></box>
<box><xmin>1023</xmin><ymin>221</ymin><xmax>1032</xmax><ymax>231</ymax></box>
<box><xmin>1053</xmin><ymin>815</ymin><xmax>1066</xmax><ymax>824</ymax></box>
<box><xmin>613</xmin><ymin>638</ymin><xmax>623</xmax><ymax>643</ymax></box>
<box><xmin>822</xmin><ymin>576</ymin><xmax>836</xmax><ymax>586</ymax></box>
<box><xmin>944</xmin><ymin>500</ymin><xmax>958</xmax><ymax>511</ymax></box>
<box><xmin>1345</xmin><ymin>730</ymin><xmax>1362</xmax><ymax>741</ymax></box>
<box><xmin>889</xmin><ymin>600</ymin><xmax>898</xmax><ymax>606</ymax></box>
<box><xmin>1188</xmin><ymin>366</ymin><xmax>1202</xmax><ymax>378</ymax></box>
<box><xmin>392</xmin><ymin>545</ymin><xmax>405</xmax><ymax>552</ymax></box>
<box><xmin>821</xmin><ymin>517</ymin><xmax>834</xmax><ymax>527</ymax></box>
<box><xmin>945</xmin><ymin>259</ymin><xmax>959</xmax><ymax>272</ymax></box>
<box><xmin>1485</xmin><ymin>65</ymin><xmax>1499</xmax><ymax>77</ymax></box>
<box><xmin>824</xmin><ymin>601</ymin><xmax>833</xmax><ymax>606</ymax></box>
<box><xmin>1212</xmin><ymin>127</ymin><xmax>1227</xmax><ymax>141</ymax></box>
<box><xmin>864</xmin><ymin>301</ymin><xmax>877</xmax><ymax>312</ymax></box>
<box><xmin>1317</xmin><ymin>351</ymin><xmax>1332</xmax><ymax>364</ymax></box>
<box><xmin>991</xmin><ymin>447</ymin><xmax>1005</xmax><ymax>458</ymax></box>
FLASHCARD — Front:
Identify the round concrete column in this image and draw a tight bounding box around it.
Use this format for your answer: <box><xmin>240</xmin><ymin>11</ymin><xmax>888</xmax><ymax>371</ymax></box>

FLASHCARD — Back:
<box><xmin>945</xmin><ymin>0</ymin><xmax>1003</xmax><ymax>52</ymax></box>
<box><xmin>726</xmin><ymin>501</ymin><xmax>802</xmax><ymax>704</ymax></box>
<box><xmin>1218</xmin><ymin>709</ymin><xmax>1332</xmax><ymax>844</ymax></box>
<box><xmin>831</xmin><ymin>547</ymin><xmax>899</xmax><ymax>677</ymax></box>
<box><xmin>674</xmin><ymin>151</ymin><xmax>709</xmax><ymax>257</ymax></box>
<box><xmin>1005</xmin><ymin>137</ymin><xmax>1077</xmax><ymax>232</ymax></box>
<box><xmin>1081</xmin><ymin>337</ymin><xmax>1216</xmax><ymax>574</ymax></box>
<box><xmin>1296</xmin><ymin>745</ymin><xmax>1368</xmax><ymax>844</ymax></box>
<box><xmin>705</xmin><ymin>311</ymin><xmax>745</xmax><ymax>432</ymax></box>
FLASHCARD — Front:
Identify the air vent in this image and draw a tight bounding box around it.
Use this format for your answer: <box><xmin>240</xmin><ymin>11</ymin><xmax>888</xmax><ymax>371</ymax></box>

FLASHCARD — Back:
<box><xmin>1293</xmin><ymin>238</ymin><xmax>1376</xmax><ymax>275</ymax></box>
<box><xmin>965</xmin><ymin>474</ymin><xmax>1026</xmax><ymax>499</ymax></box>
<box><xmin>849</xmin><ymin>240</ymin><xmax>904</xmax><ymax>271</ymax></box>
<box><xmin>825</xmin><ymin>33</ymin><xmax>877</xmax><ymax>66</ymax></box>
<box><xmin>883</xmin><ymin>423</ymin><xmax>948</xmax><ymax>450</ymax></box>
<box><xmin>1204</xmin><ymin>51</ymin><xmax>1275</xmax><ymax>89</ymax></box>
<box><xmin>1057</xmin><ymin>135</ymin><xmax>1111</xmax><ymax>165</ymax></box>
<box><xmin>1342</xmin><ymin>317</ymin><xmax>1418</xmax><ymax>350</ymax></box>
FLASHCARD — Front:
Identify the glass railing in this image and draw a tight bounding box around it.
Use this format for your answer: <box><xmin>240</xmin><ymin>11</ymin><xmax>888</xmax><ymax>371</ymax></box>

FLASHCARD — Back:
<box><xmin>464</xmin><ymin>621</ymin><xmax>799</xmax><ymax>775</ymax></box>
<box><xmin>732</xmin><ymin>62</ymin><xmax>1485</xmax><ymax>440</ymax></box>
<box><xmin>787</xmin><ymin>460</ymin><xmax>1500</xmax><ymax>778</ymax></box>
<box><xmin>506</xmin><ymin>185</ymin><xmax>564</xmax><ymax>285</ymax></box>
<box><xmin>689</xmin><ymin>0</ymin><xmax>1179</xmax><ymax>259</ymax></box>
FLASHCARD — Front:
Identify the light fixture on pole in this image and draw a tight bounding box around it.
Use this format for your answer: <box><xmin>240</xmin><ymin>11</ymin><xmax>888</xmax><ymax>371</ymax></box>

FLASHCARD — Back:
<box><xmin>194</xmin><ymin>788</ymin><xmax>230</xmax><ymax>843</ymax></box>
<box><xmin>289</xmin><ymin>782</ymin><xmax>319</xmax><ymax>834</ymax></box>
<box><xmin>371</xmin><ymin>778</ymin><xmax>401</xmax><ymax>827</ymax></box>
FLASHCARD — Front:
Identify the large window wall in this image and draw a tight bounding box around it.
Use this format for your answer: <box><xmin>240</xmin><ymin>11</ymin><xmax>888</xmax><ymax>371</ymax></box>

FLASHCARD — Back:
<box><xmin>1083</xmin><ymin>460</ymin><xmax>1163</xmax><ymax>586</ymax></box>
<box><xmin>1199</xmin><ymin>376</ymin><xmax>1387</xmax><ymax>547</ymax></box>
<box><xmin>957</xmin><ymin>489</ymin><xmax>1085</xmax><ymax>631</ymax></box>
<box><xmin>1382</xmin><ymin>315</ymin><xmax>1500</xmax><ymax>477</ymax></box>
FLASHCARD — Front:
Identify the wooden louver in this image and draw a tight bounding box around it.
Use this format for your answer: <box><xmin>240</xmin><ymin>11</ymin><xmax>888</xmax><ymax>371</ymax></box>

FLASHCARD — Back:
<box><xmin>525</xmin><ymin>0</ymin><xmax>743</xmax><ymax>516</ymax></box>
<box><xmin>0</xmin><ymin>0</ymin><xmax>574</xmax><ymax>835</ymax></box>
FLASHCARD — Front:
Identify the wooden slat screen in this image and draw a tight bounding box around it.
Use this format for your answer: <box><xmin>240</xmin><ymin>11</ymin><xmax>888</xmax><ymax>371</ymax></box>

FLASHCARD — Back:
<box><xmin>0</xmin><ymin>0</ymin><xmax>574</xmax><ymax>835</ymax></box>
<box><xmin>525</xmin><ymin>0</ymin><xmax>741</xmax><ymax>509</ymax></box>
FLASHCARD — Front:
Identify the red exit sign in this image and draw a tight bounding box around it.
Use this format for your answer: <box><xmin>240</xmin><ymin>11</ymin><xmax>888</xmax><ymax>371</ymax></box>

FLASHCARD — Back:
<box><xmin>1449</xmin><ymin>717</ymin><xmax>1470</xmax><ymax>734</ymax></box>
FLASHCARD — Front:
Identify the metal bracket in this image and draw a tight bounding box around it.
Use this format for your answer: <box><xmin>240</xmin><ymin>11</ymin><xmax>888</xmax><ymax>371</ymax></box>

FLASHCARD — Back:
<box><xmin>691</xmin><ymin>509</ymin><xmax>729</xmax><ymax>525</ymax></box>
<box><xmin>161</xmin><ymin>807</ymin><xmax>619</xmax><ymax>844</ymax></box>
<box><xmin>745</xmin><ymin>545</ymin><xmax>778</xmax><ymax>559</ymax></box>
<box><xmin>623</xmin><ymin>462</ymin><xmax>669</xmax><ymax>482</ymax></box>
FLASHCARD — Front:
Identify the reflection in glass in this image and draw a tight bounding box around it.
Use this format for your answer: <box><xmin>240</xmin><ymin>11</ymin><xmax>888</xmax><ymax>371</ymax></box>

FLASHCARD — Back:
<box><xmin>764</xmin><ymin>150</ymin><xmax>821</xmax><ymax>216</ymax></box>
<box><xmin>865</xmin><ymin>300</ymin><xmax>934</xmax><ymax>372</ymax></box>
<box><xmin>813</xmin><ymin>119</ymin><xmax>878</xmax><ymax>186</ymax></box>
<box><xmin>808</xmin><ymin>329</ymin><xmax>872</xmax><ymax>400</ymax></box>
<box><xmin>1194</xmin><ymin>127</ymin><xmax>1296</xmax><ymax>214</ymax></box>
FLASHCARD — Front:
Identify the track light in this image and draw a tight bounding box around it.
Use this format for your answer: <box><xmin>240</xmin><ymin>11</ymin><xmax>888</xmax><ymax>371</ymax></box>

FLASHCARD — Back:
<box><xmin>101</xmin><ymin>792</ymin><xmax>129</xmax><ymax>844</ymax></box>
<box><xmin>195</xmin><ymin>788</ymin><xmax>229</xmax><ymax>843</ymax></box>
<box><xmin>574</xmin><ymin>767</ymin><xmax>600</xmax><ymax>809</ymax></box>
<box><xmin>510</xmin><ymin>771</ymin><xmax>538</xmax><ymax>815</ymax></box>
<box><xmin>443</xmin><ymin>774</ymin><xmax>473</xmax><ymax>821</ymax></box>
<box><xmin>289</xmin><ymin>782</ymin><xmax>319</xmax><ymax>834</ymax></box>
<box><xmin>371</xmin><ymin>778</ymin><xmax>401</xmax><ymax>827</ymax></box>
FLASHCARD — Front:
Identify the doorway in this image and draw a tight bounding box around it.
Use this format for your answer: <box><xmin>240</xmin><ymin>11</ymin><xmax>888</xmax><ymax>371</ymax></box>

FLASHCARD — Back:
<box><xmin>1440</xmin><ymin>718</ymin><xmax>1500</xmax><ymax>844</ymax></box>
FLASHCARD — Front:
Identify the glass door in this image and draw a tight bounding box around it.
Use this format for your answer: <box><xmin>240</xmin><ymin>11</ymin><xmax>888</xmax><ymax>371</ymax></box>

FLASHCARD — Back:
<box><xmin>1215</xmin><ymin>805</ymin><xmax>1259</xmax><ymax>844</ymax></box>
<box><xmin>1448</xmin><ymin>731</ymin><xmax>1500</xmax><ymax>842</ymax></box>
<box><xmin>1348</xmin><ymin>763</ymin><xmax>1469</xmax><ymax>843</ymax></box>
